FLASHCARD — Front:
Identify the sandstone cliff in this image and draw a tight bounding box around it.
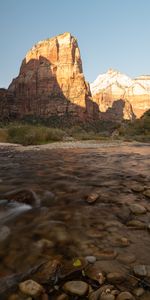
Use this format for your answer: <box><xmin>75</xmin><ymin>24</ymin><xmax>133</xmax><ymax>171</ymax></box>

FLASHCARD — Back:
<box><xmin>7</xmin><ymin>32</ymin><xmax>97</xmax><ymax>120</ymax></box>
<box><xmin>90</xmin><ymin>69</ymin><xmax>150</xmax><ymax>120</ymax></box>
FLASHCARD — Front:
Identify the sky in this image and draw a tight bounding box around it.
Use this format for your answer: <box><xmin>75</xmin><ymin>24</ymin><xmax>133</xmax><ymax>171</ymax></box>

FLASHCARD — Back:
<box><xmin>0</xmin><ymin>0</ymin><xmax>150</xmax><ymax>88</ymax></box>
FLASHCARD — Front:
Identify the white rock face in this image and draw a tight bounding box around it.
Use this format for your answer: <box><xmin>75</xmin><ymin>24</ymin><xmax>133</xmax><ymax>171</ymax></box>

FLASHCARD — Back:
<box><xmin>90</xmin><ymin>69</ymin><xmax>150</xmax><ymax>118</ymax></box>
<box><xmin>91</xmin><ymin>69</ymin><xmax>133</xmax><ymax>95</ymax></box>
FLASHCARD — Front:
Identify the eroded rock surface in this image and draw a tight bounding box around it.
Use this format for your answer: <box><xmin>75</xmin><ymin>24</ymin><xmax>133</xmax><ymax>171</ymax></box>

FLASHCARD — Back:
<box><xmin>7</xmin><ymin>32</ymin><xmax>97</xmax><ymax>120</ymax></box>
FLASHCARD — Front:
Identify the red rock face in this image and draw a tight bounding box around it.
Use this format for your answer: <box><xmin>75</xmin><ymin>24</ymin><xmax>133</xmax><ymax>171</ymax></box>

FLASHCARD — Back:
<box><xmin>8</xmin><ymin>32</ymin><xmax>98</xmax><ymax>120</ymax></box>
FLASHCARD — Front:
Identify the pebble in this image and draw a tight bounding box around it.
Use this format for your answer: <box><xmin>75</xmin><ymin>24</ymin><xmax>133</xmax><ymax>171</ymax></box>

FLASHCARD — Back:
<box><xmin>140</xmin><ymin>292</ymin><xmax>150</xmax><ymax>299</ymax></box>
<box><xmin>127</xmin><ymin>220</ymin><xmax>146</xmax><ymax>229</ymax></box>
<box><xmin>107</xmin><ymin>272</ymin><xmax>125</xmax><ymax>284</ymax></box>
<box><xmin>85</xmin><ymin>256</ymin><xmax>97</xmax><ymax>264</ymax></box>
<box><xmin>97</xmin><ymin>250</ymin><xmax>118</xmax><ymax>260</ymax></box>
<box><xmin>56</xmin><ymin>294</ymin><xmax>69</xmax><ymax>300</ymax></box>
<box><xmin>63</xmin><ymin>280</ymin><xmax>89</xmax><ymax>296</ymax></box>
<box><xmin>35</xmin><ymin>238</ymin><xmax>54</xmax><ymax>249</ymax></box>
<box><xmin>100</xmin><ymin>294</ymin><xmax>115</xmax><ymax>300</ymax></box>
<box><xmin>133</xmin><ymin>265</ymin><xmax>147</xmax><ymax>277</ymax></box>
<box><xmin>131</xmin><ymin>185</ymin><xmax>145</xmax><ymax>192</ymax></box>
<box><xmin>133</xmin><ymin>287</ymin><xmax>145</xmax><ymax>297</ymax></box>
<box><xmin>117</xmin><ymin>254</ymin><xmax>136</xmax><ymax>264</ymax></box>
<box><xmin>86</xmin><ymin>192</ymin><xmax>99</xmax><ymax>203</ymax></box>
<box><xmin>88</xmin><ymin>285</ymin><xmax>114</xmax><ymax>300</ymax></box>
<box><xmin>143</xmin><ymin>189</ymin><xmax>150</xmax><ymax>198</ymax></box>
<box><xmin>129</xmin><ymin>204</ymin><xmax>147</xmax><ymax>214</ymax></box>
<box><xmin>120</xmin><ymin>237</ymin><xmax>130</xmax><ymax>247</ymax></box>
<box><xmin>42</xmin><ymin>191</ymin><xmax>55</xmax><ymax>206</ymax></box>
<box><xmin>116</xmin><ymin>291</ymin><xmax>135</xmax><ymax>299</ymax></box>
<box><xmin>0</xmin><ymin>226</ymin><xmax>10</xmax><ymax>241</ymax></box>
<box><xmin>19</xmin><ymin>280</ymin><xmax>44</xmax><ymax>297</ymax></box>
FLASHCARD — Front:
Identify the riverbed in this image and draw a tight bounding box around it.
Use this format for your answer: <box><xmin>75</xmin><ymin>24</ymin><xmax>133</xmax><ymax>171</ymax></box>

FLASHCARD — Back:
<box><xmin>0</xmin><ymin>141</ymin><xmax>150</xmax><ymax>298</ymax></box>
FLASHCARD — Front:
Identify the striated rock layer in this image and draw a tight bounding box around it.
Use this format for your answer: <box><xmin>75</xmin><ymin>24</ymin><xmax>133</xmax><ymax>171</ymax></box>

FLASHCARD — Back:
<box><xmin>91</xmin><ymin>69</ymin><xmax>150</xmax><ymax>120</ymax></box>
<box><xmin>7</xmin><ymin>32</ymin><xmax>98</xmax><ymax>120</ymax></box>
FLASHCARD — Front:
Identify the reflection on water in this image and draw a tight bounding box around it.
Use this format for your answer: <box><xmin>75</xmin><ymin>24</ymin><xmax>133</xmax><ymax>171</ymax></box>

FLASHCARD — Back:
<box><xmin>0</xmin><ymin>142</ymin><xmax>150</xmax><ymax>278</ymax></box>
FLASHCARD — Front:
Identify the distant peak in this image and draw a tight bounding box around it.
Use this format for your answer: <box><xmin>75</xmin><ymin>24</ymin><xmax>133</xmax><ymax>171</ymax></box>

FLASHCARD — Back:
<box><xmin>107</xmin><ymin>68</ymin><xmax>120</xmax><ymax>75</ymax></box>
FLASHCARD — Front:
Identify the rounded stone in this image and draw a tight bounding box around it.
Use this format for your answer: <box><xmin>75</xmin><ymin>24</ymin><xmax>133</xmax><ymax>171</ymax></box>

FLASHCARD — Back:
<box><xmin>86</xmin><ymin>192</ymin><xmax>99</xmax><ymax>204</ymax></box>
<box><xmin>0</xmin><ymin>226</ymin><xmax>10</xmax><ymax>241</ymax></box>
<box><xmin>133</xmin><ymin>287</ymin><xmax>144</xmax><ymax>297</ymax></box>
<box><xmin>117</xmin><ymin>254</ymin><xmax>136</xmax><ymax>264</ymax></box>
<box><xmin>133</xmin><ymin>265</ymin><xmax>147</xmax><ymax>277</ymax></box>
<box><xmin>100</xmin><ymin>294</ymin><xmax>115</xmax><ymax>300</ymax></box>
<box><xmin>131</xmin><ymin>185</ymin><xmax>145</xmax><ymax>192</ymax></box>
<box><xmin>63</xmin><ymin>281</ymin><xmax>89</xmax><ymax>296</ymax></box>
<box><xmin>127</xmin><ymin>220</ymin><xmax>146</xmax><ymax>229</ymax></box>
<box><xmin>116</xmin><ymin>291</ymin><xmax>135</xmax><ymax>300</ymax></box>
<box><xmin>19</xmin><ymin>280</ymin><xmax>44</xmax><ymax>297</ymax></box>
<box><xmin>129</xmin><ymin>204</ymin><xmax>147</xmax><ymax>214</ymax></box>
<box><xmin>107</xmin><ymin>272</ymin><xmax>125</xmax><ymax>283</ymax></box>
<box><xmin>143</xmin><ymin>189</ymin><xmax>150</xmax><ymax>198</ymax></box>
<box><xmin>85</xmin><ymin>256</ymin><xmax>97</xmax><ymax>264</ymax></box>
<box><xmin>56</xmin><ymin>294</ymin><xmax>69</xmax><ymax>300</ymax></box>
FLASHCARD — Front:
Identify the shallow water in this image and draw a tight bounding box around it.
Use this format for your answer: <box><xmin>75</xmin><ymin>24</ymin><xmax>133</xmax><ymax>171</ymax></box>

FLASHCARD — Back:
<box><xmin>0</xmin><ymin>142</ymin><xmax>150</xmax><ymax>279</ymax></box>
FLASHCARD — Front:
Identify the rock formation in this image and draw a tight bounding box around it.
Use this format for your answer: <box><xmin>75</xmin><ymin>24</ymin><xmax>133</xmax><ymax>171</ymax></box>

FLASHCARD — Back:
<box><xmin>90</xmin><ymin>69</ymin><xmax>150</xmax><ymax>120</ymax></box>
<box><xmin>7</xmin><ymin>32</ymin><xmax>97</xmax><ymax>120</ymax></box>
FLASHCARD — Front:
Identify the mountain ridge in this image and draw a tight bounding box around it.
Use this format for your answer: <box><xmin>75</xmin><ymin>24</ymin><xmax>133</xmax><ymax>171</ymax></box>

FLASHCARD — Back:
<box><xmin>90</xmin><ymin>69</ymin><xmax>150</xmax><ymax>119</ymax></box>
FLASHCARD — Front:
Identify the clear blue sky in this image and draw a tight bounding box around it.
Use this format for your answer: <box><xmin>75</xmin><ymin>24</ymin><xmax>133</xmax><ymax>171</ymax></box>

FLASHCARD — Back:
<box><xmin>0</xmin><ymin>0</ymin><xmax>150</xmax><ymax>88</ymax></box>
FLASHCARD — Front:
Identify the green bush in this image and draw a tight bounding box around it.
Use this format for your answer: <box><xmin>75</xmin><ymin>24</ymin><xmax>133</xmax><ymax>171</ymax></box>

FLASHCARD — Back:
<box><xmin>7</xmin><ymin>125</ymin><xmax>65</xmax><ymax>145</ymax></box>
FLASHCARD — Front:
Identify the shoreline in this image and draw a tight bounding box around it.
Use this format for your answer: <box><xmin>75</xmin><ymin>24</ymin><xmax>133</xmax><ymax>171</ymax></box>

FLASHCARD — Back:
<box><xmin>0</xmin><ymin>140</ymin><xmax>150</xmax><ymax>152</ymax></box>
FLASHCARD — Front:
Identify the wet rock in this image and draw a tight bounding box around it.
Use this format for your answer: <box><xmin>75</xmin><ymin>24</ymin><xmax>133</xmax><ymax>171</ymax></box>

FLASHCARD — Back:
<box><xmin>42</xmin><ymin>191</ymin><xmax>56</xmax><ymax>206</ymax></box>
<box><xmin>107</xmin><ymin>272</ymin><xmax>126</xmax><ymax>284</ymax></box>
<box><xmin>19</xmin><ymin>279</ymin><xmax>44</xmax><ymax>297</ymax></box>
<box><xmin>97</xmin><ymin>250</ymin><xmax>118</xmax><ymax>260</ymax></box>
<box><xmin>98</xmin><ymin>285</ymin><xmax>114</xmax><ymax>295</ymax></box>
<box><xmin>129</xmin><ymin>204</ymin><xmax>147</xmax><ymax>214</ymax></box>
<box><xmin>105</xmin><ymin>221</ymin><xmax>123</xmax><ymax>228</ymax></box>
<box><xmin>86</xmin><ymin>192</ymin><xmax>99</xmax><ymax>204</ymax></box>
<box><xmin>41</xmin><ymin>294</ymin><xmax>49</xmax><ymax>300</ymax></box>
<box><xmin>56</xmin><ymin>293</ymin><xmax>69</xmax><ymax>300</ymax></box>
<box><xmin>33</xmin><ymin>259</ymin><xmax>62</xmax><ymax>284</ymax></box>
<box><xmin>88</xmin><ymin>285</ymin><xmax>114</xmax><ymax>300</ymax></box>
<box><xmin>140</xmin><ymin>292</ymin><xmax>150</xmax><ymax>299</ymax></box>
<box><xmin>119</xmin><ymin>237</ymin><xmax>130</xmax><ymax>247</ymax></box>
<box><xmin>63</xmin><ymin>280</ymin><xmax>89</xmax><ymax>296</ymax></box>
<box><xmin>35</xmin><ymin>239</ymin><xmax>54</xmax><ymax>249</ymax></box>
<box><xmin>85</xmin><ymin>256</ymin><xmax>97</xmax><ymax>264</ymax></box>
<box><xmin>60</xmin><ymin>258</ymin><xmax>87</xmax><ymax>279</ymax></box>
<box><xmin>100</xmin><ymin>294</ymin><xmax>115</xmax><ymax>300</ymax></box>
<box><xmin>117</xmin><ymin>254</ymin><xmax>136</xmax><ymax>264</ymax></box>
<box><xmin>133</xmin><ymin>287</ymin><xmax>145</xmax><ymax>297</ymax></box>
<box><xmin>86</xmin><ymin>260</ymin><xmax>126</xmax><ymax>283</ymax></box>
<box><xmin>133</xmin><ymin>265</ymin><xmax>147</xmax><ymax>277</ymax></box>
<box><xmin>0</xmin><ymin>225</ymin><xmax>10</xmax><ymax>241</ymax></box>
<box><xmin>143</xmin><ymin>189</ymin><xmax>150</xmax><ymax>198</ymax></box>
<box><xmin>127</xmin><ymin>220</ymin><xmax>146</xmax><ymax>229</ymax></box>
<box><xmin>4</xmin><ymin>189</ymin><xmax>40</xmax><ymax>206</ymax></box>
<box><xmin>131</xmin><ymin>185</ymin><xmax>145</xmax><ymax>192</ymax></box>
<box><xmin>116</xmin><ymin>291</ymin><xmax>135</xmax><ymax>299</ymax></box>
<box><xmin>8</xmin><ymin>294</ymin><xmax>25</xmax><ymax>300</ymax></box>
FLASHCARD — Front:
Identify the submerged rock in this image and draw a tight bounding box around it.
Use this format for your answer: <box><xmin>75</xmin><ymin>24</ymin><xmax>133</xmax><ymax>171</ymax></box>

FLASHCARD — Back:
<box><xmin>129</xmin><ymin>203</ymin><xmax>147</xmax><ymax>214</ymax></box>
<box><xmin>143</xmin><ymin>189</ymin><xmax>150</xmax><ymax>198</ymax></box>
<box><xmin>63</xmin><ymin>280</ymin><xmax>89</xmax><ymax>296</ymax></box>
<box><xmin>19</xmin><ymin>279</ymin><xmax>44</xmax><ymax>297</ymax></box>
<box><xmin>3</xmin><ymin>189</ymin><xmax>40</xmax><ymax>206</ymax></box>
<box><xmin>0</xmin><ymin>226</ymin><xmax>10</xmax><ymax>241</ymax></box>
<box><xmin>116</xmin><ymin>291</ymin><xmax>135</xmax><ymax>299</ymax></box>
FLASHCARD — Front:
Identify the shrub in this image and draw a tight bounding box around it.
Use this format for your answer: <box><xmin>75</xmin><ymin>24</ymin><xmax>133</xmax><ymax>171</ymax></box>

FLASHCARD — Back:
<box><xmin>7</xmin><ymin>125</ymin><xmax>65</xmax><ymax>145</ymax></box>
